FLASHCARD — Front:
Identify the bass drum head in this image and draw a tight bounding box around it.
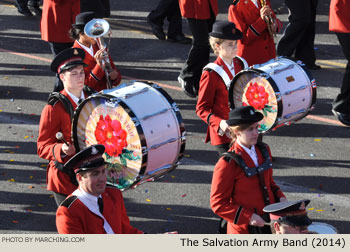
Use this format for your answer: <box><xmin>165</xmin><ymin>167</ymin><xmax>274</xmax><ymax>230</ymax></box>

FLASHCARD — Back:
<box><xmin>73</xmin><ymin>95</ymin><xmax>145</xmax><ymax>190</ymax></box>
<box><xmin>230</xmin><ymin>70</ymin><xmax>280</xmax><ymax>133</ymax></box>
<box><xmin>308</xmin><ymin>222</ymin><xmax>338</xmax><ymax>234</ymax></box>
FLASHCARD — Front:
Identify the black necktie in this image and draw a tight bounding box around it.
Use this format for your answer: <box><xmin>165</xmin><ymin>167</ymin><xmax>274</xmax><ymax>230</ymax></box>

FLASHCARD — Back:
<box><xmin>77</xmin><ymin>98</ymin><xmax>83</xmax><ymax>105</ymax></box>
<box><xmin>98</xmin><ymin>197</ymin><xmax>103</xmax><ymax>214</ymax></box>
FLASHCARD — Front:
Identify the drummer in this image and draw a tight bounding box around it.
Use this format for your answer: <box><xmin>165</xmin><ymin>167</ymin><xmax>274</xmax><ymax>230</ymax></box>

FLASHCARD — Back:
<box><xmin>37</xmin><ymin>48</ymin><xmax>94</xmax><ymax>206</ymax></box>
<box><xmin>56</xmin><ymin>144</ymin><xmax>144</xmax><ymax>234</ymax></box>
<box><xmin>196</xmin><ymin>20</ymin><xmax>248</xmax><ymax>156</ymax></box>
<box><xmin>263</xmin><ymin>199</ymin><xmax>312</xmax><ymax>234</ymax></box>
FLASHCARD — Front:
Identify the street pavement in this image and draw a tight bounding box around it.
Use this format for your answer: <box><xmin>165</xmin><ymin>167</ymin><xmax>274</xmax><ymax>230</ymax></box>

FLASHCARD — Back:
<box><xmin>0</xmin><ymin>0</ymin><xmax>349</xmax><ymax>234</ymax></box>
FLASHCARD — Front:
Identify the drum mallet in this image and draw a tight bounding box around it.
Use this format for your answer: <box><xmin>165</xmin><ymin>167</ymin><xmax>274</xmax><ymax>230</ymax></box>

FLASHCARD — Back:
<box><xmin>56</xmin><ymin>132</ymin><xmax>69</xmax><ymax>146</ymax></box>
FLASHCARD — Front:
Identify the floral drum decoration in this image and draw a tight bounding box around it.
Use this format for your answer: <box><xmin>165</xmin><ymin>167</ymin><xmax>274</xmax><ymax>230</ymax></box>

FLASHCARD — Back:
<box><xmin>94</xmin><ymin>114</ymin><xmax>140</xmax><ymax>189</ymax></box>
<box><xmin>243</xmin><ymin>81</ymin><xmax>277</xmax><ymax>132</ymax></box>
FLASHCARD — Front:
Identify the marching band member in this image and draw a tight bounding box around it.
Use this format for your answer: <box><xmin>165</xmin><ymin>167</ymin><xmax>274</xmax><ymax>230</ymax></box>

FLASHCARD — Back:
<box><xmin>177</xmin><ymin>0</ymin><xmax>218</xmax><ymax>98</ymax></box>
<box><xmin>263</xmin><ymin>199</ymin><xmax>312</xmax><ymax>234</ymax></box>
<box><xmin>37</xmin><ymin>48</ymin><xmax>94</xmax><ymax>206</ymax></box>
<box><xmin>56</xmin><ymin>145</ymin><xmax>143</xmax><ymax>234</ymax></box>
<box><xmin>70</xmin><ymin>12</ymin><xmax>122</xmax><ymax>92</ymax></box>
<box><xmin>330</xmin><ymin>0</ymin><xmax>350</xmax><ymax>126</ymax></box>
<box><xmin>210</xmin><ymin>106</ymin><xmax>286</xmax><ymax>234</ymax></box>
<box><xmin>228</xmin><ymin>0</ymin><xmax>282</xmax><ymax>66</ymax></box>
<box><xmin>196</xmin><ymin>20</ymin><xmax>248</xmax><ymax>156</ymax></box>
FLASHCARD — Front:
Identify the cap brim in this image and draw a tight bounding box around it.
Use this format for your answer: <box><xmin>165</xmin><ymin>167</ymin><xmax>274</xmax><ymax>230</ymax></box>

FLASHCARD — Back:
<box><xmin>283</xmin><ymin>215</ymin><xmax>313</xmax><ymax>227</ymax></box>
<box><xmin>72</xmin><ymin>24</ymin><xmax>85</xmax><ymax>29</ymax></box>
<box><xmin>209</xmin><ymin>30</ymin><xmax>243</xmax><ymax>40</ymax></box>
<box><xmin>59</xmin><ymin>60</ymin><xmax>88</xmax><ymax>72</ymax></box>
<box><xmin>226</xmin><ymin>111</ymin><xmax>264</xmax><ymax>126</ymax></box>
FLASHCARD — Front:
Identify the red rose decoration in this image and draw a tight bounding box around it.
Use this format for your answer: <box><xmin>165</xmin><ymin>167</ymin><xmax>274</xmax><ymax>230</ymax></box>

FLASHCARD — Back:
<box><xmin>94</xmin><ymin>115</ymin><xmax>128</xmax><ymax>157</ymax></box>
<box><xmin>245</xmin><ymin>82</ymin><xmax>269</xmax><ymax>110</ymax></box>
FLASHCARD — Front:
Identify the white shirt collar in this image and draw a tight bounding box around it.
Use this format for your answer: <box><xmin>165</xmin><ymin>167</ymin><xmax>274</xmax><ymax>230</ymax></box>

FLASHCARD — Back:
<box><xmin>77</xmin><ymin>40</ymin><xmax>94</xmax><ymax>57</ymax></box>
<box><xmin>65</xmin><ymin>89</ymin><xmax>85</xmax><ymax>105</ymax></box>
<box><xmin>73</xmin><ymin>188</ymin><xmax>114</xmax><ymax>234</ymax></box>
<box><xmin>251</xmin><ymin>0</ymin><xmax>259</xmax><ymax>8</ymax></box>
<box><xmin>237</xmin><ymin>139</ymin><xmax>258</xmax><ymax>167</ymax></box>
<box><xmin>220</xmin><ymin>56</ymin><xmax>235</xmax><ymax>76</ymax></box>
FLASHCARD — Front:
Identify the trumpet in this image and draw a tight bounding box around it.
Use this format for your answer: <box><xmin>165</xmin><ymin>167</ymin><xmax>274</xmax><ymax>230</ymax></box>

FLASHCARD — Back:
<box><xmin>260</xmin><ymin>0</ymin><xmax>276</xmax><ymax>38</ymax></box>
<box><xmin>84</xmin><ymin>18</ymin><xmax>113</xmax><ymax>89</ymax></box>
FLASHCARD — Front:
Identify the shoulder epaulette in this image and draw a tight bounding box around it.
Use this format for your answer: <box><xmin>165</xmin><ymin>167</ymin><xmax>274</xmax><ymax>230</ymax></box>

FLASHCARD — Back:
<box><xmin>47</xmin><ymin>92</ymin><xmax>74</xmax><ymax>119</ymax></box>
<box><xmin>47</xmin><ymin>86</ymin><xmax>96</xmax><ymax>119</ymax></box>
<box><xmin>60</xmin><ymin>195</ymin><xmax>78</xmax><ymax>208</ymax></box>
<box><xmin>220</xmin><ymin>142</ymin><xmax>272</xmax><ymax>177</ymax></box>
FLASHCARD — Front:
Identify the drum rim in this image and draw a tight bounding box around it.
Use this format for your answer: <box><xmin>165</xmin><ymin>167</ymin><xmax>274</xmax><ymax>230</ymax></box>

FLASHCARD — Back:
<box><xmin>229</xmin><ymin>68</ymin><xmax>283</xmax><ymax>132</ymax></box>
<box><xmin>72</xmin><ymin>93</ymin><xmax>147</xmax><ymax>188</ymax></box>
<box><xmin>308</xmin><ymin>222</ymin><xmax>338</xmax><ymax>234</ymax></box>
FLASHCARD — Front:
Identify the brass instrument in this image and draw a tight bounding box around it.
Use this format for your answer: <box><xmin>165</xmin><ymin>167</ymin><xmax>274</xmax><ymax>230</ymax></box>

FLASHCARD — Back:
<box><xmin>84</xmin><ymin>18</ymin><xmax>113</xmax><ymax>89</ymax></box>
<box><xmin>260</xmin><ymin>0</ymin><xmax>276</xmax><ymax>38</ymax></box>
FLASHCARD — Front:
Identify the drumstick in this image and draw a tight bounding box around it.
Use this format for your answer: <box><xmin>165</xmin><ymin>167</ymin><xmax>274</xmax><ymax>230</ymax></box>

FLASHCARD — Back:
<box><xmin>56</xmin><ymin>132</ymin><xmax>69</xmax><ymax>146</ymax></box>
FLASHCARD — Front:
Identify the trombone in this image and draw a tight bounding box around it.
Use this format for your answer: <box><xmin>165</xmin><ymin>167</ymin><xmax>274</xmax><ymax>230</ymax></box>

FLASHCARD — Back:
<box><xmin>84</xmin><ymin>19</ymin><xmax>113</xmax><ymax>89</ymax></box>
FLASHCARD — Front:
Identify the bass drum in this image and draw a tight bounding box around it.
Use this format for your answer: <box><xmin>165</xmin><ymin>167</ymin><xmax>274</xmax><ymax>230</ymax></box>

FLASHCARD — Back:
<box><xmin>308</xmin><ymin>222</ymin><xmax>338</xmax><ymax>234</ymax></box>
<box><xmin>72</xmin><ymin>81</ymin><xmax>186</xmax><ymax>190</ymax></box>
<box><xmin>229</xmin><ymin>57</ymin><xmax>317</xmax><ymax>133</ymax></box>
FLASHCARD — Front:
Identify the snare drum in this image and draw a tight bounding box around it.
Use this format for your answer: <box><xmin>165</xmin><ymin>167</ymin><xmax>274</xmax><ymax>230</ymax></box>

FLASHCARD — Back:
<box><xmin>72</xmin><ymin>81</ymin><xmax>186</xmax><ymax>190</ymax></box>
<box><xmin>229</xmin><ymin>57</ymin><xmax>317</xmax><ymax>132</ymax></box>
<box><xmin>308</xmin><ymin>222</ymin><xmax>338</xmax><ymax>234</ymax></box>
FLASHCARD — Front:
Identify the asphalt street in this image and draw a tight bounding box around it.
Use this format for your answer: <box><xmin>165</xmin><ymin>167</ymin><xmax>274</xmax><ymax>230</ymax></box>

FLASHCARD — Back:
<box><xmin>0</xmin><ymin>0</ymin><xmax>349</xmax><ymax>234</ymax></box>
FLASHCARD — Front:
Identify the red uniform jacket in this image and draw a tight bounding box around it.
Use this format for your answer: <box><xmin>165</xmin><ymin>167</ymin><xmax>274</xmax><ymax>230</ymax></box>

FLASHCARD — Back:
<box><xmin>37</xmin><ymin>89</ymin><xmax>87</xmax><ymax>195</ymax></box>
<box><xmin>56</xmin><ymin>187</ymin><xmax>143</xmax><ymax>234</ymax></box>
<box><xmin>73</xmin><ymin>41</ymin><xmax>121</xmax><ymax>92</ymax></box>
<box><xmin>329</xmin><ymin>0</ymin><xmax>350</xmax><ymax>33</ymax></box>
<box><xmin>210</xmin><ymin>142</ymin><xmax>285</xmax><ymax>234</ymax></box>
<box><xmin>228</xmin><ymin>0</ymin><xmax>282</xmax><ymax>66</ymax></box>
<box><xmin>178</xmin><ymin>0</ymin><xmax>218</xmax><ymax>19</ymax></box>
<box><xmin>41</xmin><ymin>0</ymin><xmax>80</xmax><ymax>43</ymax></box>
<box><xmin>196</xmin><ymin>56</ymin><xmax>245</xmax><ymax>146</ymax></box>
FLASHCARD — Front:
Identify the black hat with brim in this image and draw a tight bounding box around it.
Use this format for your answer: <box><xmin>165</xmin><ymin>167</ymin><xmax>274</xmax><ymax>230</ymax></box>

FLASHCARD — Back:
<box><xmin>226</xmin><ymin>106</ymin><xmax>264</xmax><ymax>126</ymax></box>
<box><xmin>64</xmin><ymin>144</ymin><xmax>106</xmax><ymax>174</ymax></box>
<box><xmin>263</xmin><ymin>199</ymin><xmax>312</xmax><ymax>226</ymax></box>
<box><xmin>72</xmin><ymin>11</ymin><xmax>95</xmax><ymax>29</ymax></box>
<box><xmin>50</xmin><ymin>48</ymin><xmax>87</xmax><ymax>73</ymax></box>
<box><xmin>209</xmin><ymin>20</ymin><xmax>243</xmax><ymax>40</ymax></box>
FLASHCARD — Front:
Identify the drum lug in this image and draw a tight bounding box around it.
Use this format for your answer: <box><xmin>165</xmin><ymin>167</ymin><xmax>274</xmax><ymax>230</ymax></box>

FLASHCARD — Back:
<box><xmin>150</xmin><ymin>137</ymin><xmax>177</xmax><ymax>150</ymax></box>
<box><xmin>139</xmin><ymin>108</ymin><xmax>170</xmax><ymax>120</ymax></box>
<box><xmin>275</xmin><ymin>92</ymin><xmax>282</xmax><ymax>102</ymax></box>
<box><xmin>284</xmin><ymin>109</ymin><xmax>307</xmax><ymax>119</ymax></box>
<box><xmin>106</xmin><ymin>99</ymin><xmax>120</xmax><ymax>107</ymax></box>
<box><xmin>142</xmin><ymin>146</ymin><xmax>148</xmax><ymax>155</ymax></box>
<box><xmin>146</xmin><ymin>164</ymin><xmax>173</xmax><ymax>176</ymax></box>
<box><xmin>283</xmin><ymin>85</ymin><xmax>307</xmax><ymax>95</ymax></box>
<box><xmin>131</xmin><ymin>117</ymin><xmax>140</xmax><ymax>127</ymax></box>
<box><xmin>311</xmin><ymin>79</ymin><xmax>317</xmax><ymax>88</ymax></box>
<box><xmin>172</xmin><ymin>102</ymin><xmax>180</xmax><ymax>112</ymax></box>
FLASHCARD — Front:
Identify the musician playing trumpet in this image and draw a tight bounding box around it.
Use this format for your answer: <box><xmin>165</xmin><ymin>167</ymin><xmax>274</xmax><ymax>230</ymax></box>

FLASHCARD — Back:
<box><xmin>70</xmin><ymin>12</ymin><xmax>121</xmax><ymax>92</ymax></box>
<box><xmin>228</xmin><ymin>0</ymin><xmax>282</xmax><ymax>66</ymax></box>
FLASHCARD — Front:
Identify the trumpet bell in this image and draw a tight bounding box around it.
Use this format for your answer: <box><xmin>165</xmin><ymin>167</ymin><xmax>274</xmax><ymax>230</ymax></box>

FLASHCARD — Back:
<box><xmin>84</xmin><ymin>19</ymin><xmax>110</xmax><ymax>38</ymax></box>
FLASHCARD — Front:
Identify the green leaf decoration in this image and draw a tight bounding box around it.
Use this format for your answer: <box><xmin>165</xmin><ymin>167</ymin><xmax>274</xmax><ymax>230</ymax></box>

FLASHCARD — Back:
<box><xmin>120</xmin><ymin>156</ymin><xmax>127</xmax><ymax>167</ymax></box>
<box><xmin>259</xmin><ymin>124</ymin><xmax>268</xmax><ymax>132</ymax></box>
<box><xmin>263</xmin><ymin>109</ymin><xmax>268</xmax><ymax>117</ymax></box>
<box><xmin>121</xmin><ymin>149</ymin><xmax>140</xmax><ymax>161</ymax></box>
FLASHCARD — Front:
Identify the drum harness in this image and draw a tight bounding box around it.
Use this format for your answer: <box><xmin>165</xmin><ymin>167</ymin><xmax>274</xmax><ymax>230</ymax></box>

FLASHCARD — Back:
<box><xmin>203</xmin><ymin>56</ymin><xmax>248</xmax><ymax>90</ymax></box>
<box><xmin>221</xmin><ymin>141</ymin><xmax>277</xmax><ymax>233</ymax></box>
<box><xmin>46</xmin><ymin>86</ymin><xmax>96</xmax><ymax>185</ymax></box>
